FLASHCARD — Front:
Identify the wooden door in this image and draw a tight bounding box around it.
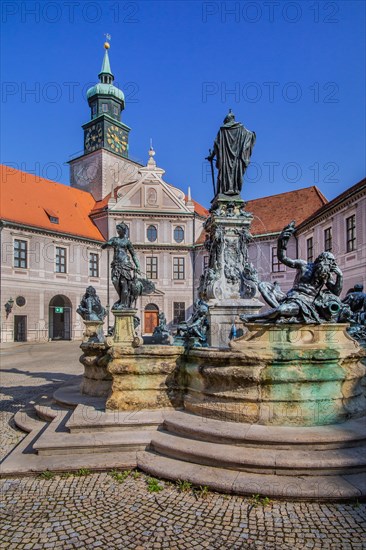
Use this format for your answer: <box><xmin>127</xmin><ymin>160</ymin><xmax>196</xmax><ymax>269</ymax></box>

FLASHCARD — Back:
<box><xmin>144</xmin><ymin>311</ymin><xmax>159</xmax><ymax>334</ymax></box>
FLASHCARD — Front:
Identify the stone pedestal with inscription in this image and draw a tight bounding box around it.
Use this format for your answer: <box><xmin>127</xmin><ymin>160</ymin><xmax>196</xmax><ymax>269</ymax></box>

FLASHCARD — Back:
<box><xmin>198</xmin><ymin>198</ymin><xmax>262</xmax><ymax>347</ymax></box>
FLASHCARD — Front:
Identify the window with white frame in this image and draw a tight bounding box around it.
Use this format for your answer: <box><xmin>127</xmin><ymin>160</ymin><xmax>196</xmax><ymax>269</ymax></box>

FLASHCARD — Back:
<box><xmin>14</xmin><ymin>239</ymin><xmax>27</xmax><ymax>269</ymax></box>
<box><xmin>307</xmin><ymin>237</ymin><xmax>314</xmax><ymax>262</ymax></box>
<box><xmin>55</xmin><ymin>247</ymin><xmax>67</xmax><ymax>273</ymax></box>
<box><xmin>346</xmin><ymin>215</ymin><xmax>356</xmax><ymax>252</ymax></box>
<box><xmin>324</xmin><ymin>227</ymin><xmax>332</xmax><ymax>252</ymax></box>
<box><xmin>89</xmin><ymin>253</ymin><xmax>99</xmax><ymax>277</ymax></box>
<box><xmin>271</xmin><ymin>247</ymin><xmax>284</xmax><ymax>272</ymax></box>
<box><xmin>146</xmin><ymin>256</ymin><xmax>158</xmax><ymax>279</ymax></box>
<box><xmin>173</xmin><ymin>257</ymin><xmax>185</xmax><ymax>280</ymax></box>
<box><xmin>173</xmin><ymin>302</ymin><xmax>185</xmax><ymax>324</ymax></box>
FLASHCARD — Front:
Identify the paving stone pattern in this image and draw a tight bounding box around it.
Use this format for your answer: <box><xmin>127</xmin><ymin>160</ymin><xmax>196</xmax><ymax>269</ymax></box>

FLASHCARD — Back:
<box><xmin>1</xmin><ymin>342</ymin><xmax>366</xmax><ymax>549</ymax></box>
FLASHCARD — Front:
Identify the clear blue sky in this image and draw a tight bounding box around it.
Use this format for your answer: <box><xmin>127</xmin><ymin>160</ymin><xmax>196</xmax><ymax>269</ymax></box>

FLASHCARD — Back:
<box><xmin>1</xmin><ymin>0</ymin><xmax>365</xmax><ymax>208</ymax></box>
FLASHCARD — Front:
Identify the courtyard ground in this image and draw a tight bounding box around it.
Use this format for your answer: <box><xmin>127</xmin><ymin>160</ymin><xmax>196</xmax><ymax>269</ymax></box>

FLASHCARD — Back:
<box><xmin>1</xmin><ymin>341</ymin><xmax>365</xmax><ymax>549</ymax></box>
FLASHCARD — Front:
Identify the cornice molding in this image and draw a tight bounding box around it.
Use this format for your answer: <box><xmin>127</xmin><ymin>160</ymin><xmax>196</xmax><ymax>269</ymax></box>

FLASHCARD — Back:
<box><xmin>0</xmin><ymin>220</ymin><xmax>104</xmax><ymax>246</ymax></box>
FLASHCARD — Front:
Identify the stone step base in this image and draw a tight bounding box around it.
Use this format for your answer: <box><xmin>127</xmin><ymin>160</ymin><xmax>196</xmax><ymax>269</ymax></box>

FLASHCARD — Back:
<box><xmin>150</xmin><ymin>431</ymin><xmax>366</xmax><ymax>476</ymax></box>
<box><xmin>0</xmin><ymin>431</ymin><xmax>137</xmax><ymax>476</ymax></box>
<box><xmin>33</xmin><ymin>411</ymin><xmax>153</xmax><ymax>456</ymax></box>
<box><xmin>137</xmin><ymin>451</ymin><xmax>366</xmax><ymax>501</ymax></box>
<box><xmin>163</xmin><ymin>411</ymin><xmax>366</xmax><ymax>450</ymax></box>
<box><xmin>66</xmin><ymin>405</ymin><xmax>173</xmax><ymax>433</ymax></box>
<box><xmin>13</xmin><ymin>407</ymin><xmax>47</xmax><ymax>434</ymax></box>
<box><xmin>53</xmin><ymin>381</ymin><xmax>106</xmax><ymax>410</ymax></box>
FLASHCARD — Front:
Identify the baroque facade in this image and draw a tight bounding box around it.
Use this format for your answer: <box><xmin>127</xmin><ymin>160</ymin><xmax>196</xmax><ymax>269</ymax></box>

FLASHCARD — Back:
<box><xmin>1</xmin><ymin>45</ymin><xmax>365</xmax><ymax>342</ymax></box>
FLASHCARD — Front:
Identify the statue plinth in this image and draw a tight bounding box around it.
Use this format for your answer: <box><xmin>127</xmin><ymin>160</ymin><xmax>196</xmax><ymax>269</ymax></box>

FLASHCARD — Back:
<box><xmin>199</xmin><ymin>199</ymin><xmax>263</xmax><ymax>346</ymax></box>
<box><xmin>112</xmin><ymin>308</ymin><xmax>142</xmax><ymax>347</ymax></box>
<box><xmin>207</xmin><ymin>299</ymin><xmax>262</xmax><ymax>348</ymax></box>
<box><xmin>81</xmin><ymin>319</ymin><xmax>105</xmax><ymax>344</ymax></box>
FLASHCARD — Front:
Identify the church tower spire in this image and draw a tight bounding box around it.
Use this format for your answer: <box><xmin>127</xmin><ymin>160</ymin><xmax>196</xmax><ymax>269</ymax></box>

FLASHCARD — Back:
<box><xmin>83</xmin><ymin>40</ymin><xmax>130</xmax><ymax>157</ymax></box>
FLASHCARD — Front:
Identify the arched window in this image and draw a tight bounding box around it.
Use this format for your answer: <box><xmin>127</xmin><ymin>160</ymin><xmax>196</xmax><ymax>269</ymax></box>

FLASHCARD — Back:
<box><xmin>147</xmin><ymin>225</ymin><xmax>157</xmax><ymax>242</ymax></box>
<box><xmin>174</xmin><ymin>226</ymin><xmax>184</xmax><ymax>243</ymax></box>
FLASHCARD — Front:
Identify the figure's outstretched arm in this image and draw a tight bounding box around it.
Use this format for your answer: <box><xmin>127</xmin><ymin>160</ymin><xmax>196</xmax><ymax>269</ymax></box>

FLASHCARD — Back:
<box><xmin>277</xmin><ymin>222</ymin><xmax>304</xmax><ymax>269</ymax></box>
<box><xmin>101</xmin><ymin>238</ymin><xmax>114</xmax><ymax>250</ymax></box>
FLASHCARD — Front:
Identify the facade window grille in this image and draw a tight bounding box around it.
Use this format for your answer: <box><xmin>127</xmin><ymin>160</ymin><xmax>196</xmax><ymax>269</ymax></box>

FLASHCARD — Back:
<box><xmin>271</xmin><ymin>247</ymin><xmax>284</xmax><ymax>272</ymax></box>
<box><xmin>324</xmin><ymin>227</ymin><xmax>332</xmax><ymax>252</ymax></box>
<box><xmin>55</xmin><ymin>247</ymin><xmax>67</xmax><ymax>273</ymax></box>
<box><xmin>14</xmin><ymin>239</ymin><xmax>27</xmax><ymax>269</ymax></box>
<box><xmin>146</xmin><ymin>256</ymin><xmax>158</xmax><ymax>279</ymax></box>
<box><xmin>147</xmin><ymin>225</ymin><xmax>157</xmax><ymax>242</ymax></box>
<box><xmin>173</xmin><ymin>257</ymin><xmax>185</xmax><ymax>280</ymax></box>
<box><xmin>173</xmin><ymin>302</ymin><xmax>185</xmax><ymax>324</ymax></box>
<box><xmin>346</xmin><ymin>215</ymin><xmax>356</xmax><ymax>252</ymax></box>
<box><xmin>174</xmin><ymin>226</ymin><xmax>184</xmax><ymax>243</ymax></box>
<box><xmin>89</xmin><ymin>253</ymin><xmax>99</xmax><ymax>277</ymax></box>
<box><xmin>307</xmin><ymin>237</ymin><xmax>314</xmax><ymax>262</ymax></box>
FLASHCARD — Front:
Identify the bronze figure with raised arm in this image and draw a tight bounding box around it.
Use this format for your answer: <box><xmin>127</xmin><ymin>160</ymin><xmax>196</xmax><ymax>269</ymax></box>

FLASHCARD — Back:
<box><xmin>102</xmin><ymin>222</ymin><xmax>141</xmax><ymax>309</ymax></box>
<box><xmin>240</xmin><ymin>221</ymin><xmax>344</xmax><ymax>324</ymax></box>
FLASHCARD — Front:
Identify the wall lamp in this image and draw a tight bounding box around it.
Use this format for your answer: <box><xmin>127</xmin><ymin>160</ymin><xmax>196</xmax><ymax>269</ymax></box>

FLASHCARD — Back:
<box><xmin>5</xmin><ymin>297</ymin><xmax>14</xmax><ymax>319</ymax></box>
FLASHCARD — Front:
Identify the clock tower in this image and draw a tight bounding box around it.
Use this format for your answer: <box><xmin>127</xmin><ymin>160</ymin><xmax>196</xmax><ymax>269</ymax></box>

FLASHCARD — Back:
<box><xmin>70</xmin><ymin>41</ymin><xmax>140</xmax><ymax>202</ymax></box>
<box><xmin>83</xmin><ymin>41</ymin><xmax>130</xmax><ymax>157</ymax></box>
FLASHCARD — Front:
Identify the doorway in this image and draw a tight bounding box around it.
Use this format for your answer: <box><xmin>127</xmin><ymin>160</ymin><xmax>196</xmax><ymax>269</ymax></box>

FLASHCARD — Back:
<box><xmin>144</xmin><ymin>303</ymin><xmax>159</xmax><ymax>334</ymax></box>
<box><xmin>49</xmin><ymin>295</ymin><xmax>72</xmax><ymax>340</ymax></box>
<box><xmin>14</xmin><ymin>315</ymin><xmax>27</xmax><ymax>342</ymax></box>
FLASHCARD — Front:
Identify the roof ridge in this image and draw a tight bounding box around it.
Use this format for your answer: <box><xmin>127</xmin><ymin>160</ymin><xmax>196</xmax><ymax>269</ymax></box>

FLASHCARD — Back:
<box><xmin>246</xmin><ymin>185</ymin><xmax>322</xmax><ymax>203</ymax></box>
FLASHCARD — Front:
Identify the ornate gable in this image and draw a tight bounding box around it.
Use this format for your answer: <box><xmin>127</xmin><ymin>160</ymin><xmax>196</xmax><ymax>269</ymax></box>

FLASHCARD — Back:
<box><xmin>109</xmin><ymin>148</ymin><xmax>192</xmax><ymax>213</ymax></box>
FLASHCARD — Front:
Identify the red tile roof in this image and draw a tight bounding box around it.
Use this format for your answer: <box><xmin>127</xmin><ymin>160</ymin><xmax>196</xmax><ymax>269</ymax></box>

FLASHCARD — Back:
<box><xmin>247</xmin><ymin>186</ymin><xmax>328</xmax><ymax>236</ymax></box>
<box><xmin>0</xmin><ymin>165</ymin><xmax>104</xmax><ymax>241</ymax></box>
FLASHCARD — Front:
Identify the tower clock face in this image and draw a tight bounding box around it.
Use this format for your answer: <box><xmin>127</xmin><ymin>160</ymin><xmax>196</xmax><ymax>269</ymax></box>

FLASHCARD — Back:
<box><xmin>107</xmin><ymin>125</ymin><xmax>128</xmax><ymax>154</ymax></box>
<box><xmin>85</xmin><ymin>124</ymin><xmax>103</xmax><ymax>152</ymax></box>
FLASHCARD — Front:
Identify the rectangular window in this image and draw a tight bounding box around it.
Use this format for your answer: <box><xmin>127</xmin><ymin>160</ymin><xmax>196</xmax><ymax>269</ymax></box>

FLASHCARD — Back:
<box><xmin>271</xmin><ymin>247</ymin><xmax>284</xmax><ymax>272</ymax></box>
<box><xmin>102</xmin><ymin>103</ymin><xmax>108</xmax><ymax>112</ymax></box>
<box><xmin>55</xmin><ymin>247</ymin><xmax>67</xmax><ymax>273</ymax></box>
<box><xmin>203</xmin><ymin>256</ymin><xmax>209</xmax><ymax>270</ymax></box>
<box><xmin>324</xmin><ymin>227</ymin><xmax>332</xmax><ymax>252</ymax></box>
<box><xmin>92</xmin><ymin>103</ymin><xmax>97</xmax><ymax>116</ymax></box>
<box><xmin>14</xmin><ymin>239</ymin><xmax>27</xmax><ymax>268</ymax></box>
<box><xmin>346</xmin><ymin>215</ymin><xmax>356</xmax><ymax>252</ymax></box>
<box><xmin>307</xmin><ymin>237</ymin><xmax>314</xmax><ymax>262</ymax></box>
<box><xmin>89</xmin><ymin>253</ymin><xmax>99</xmax><ymax>277</ymax></box>
<box><xmin>113</xmin><ymin>105</ymin><xmax>119</xmax><ymax>116</ymax></box>
<box><xmin>146</xmin><ymin>256</ymin><xmax>158</xmax><ymax>279</ymax></box>
<box><xmin>173</xmin><ymin>257</ymin><xmax>185</xmax><ymax>280</ymax></box>
<box><xmin>173</xmin><ymin>302</ymin><xmax>185</xmax><ymax>324</ymax></box>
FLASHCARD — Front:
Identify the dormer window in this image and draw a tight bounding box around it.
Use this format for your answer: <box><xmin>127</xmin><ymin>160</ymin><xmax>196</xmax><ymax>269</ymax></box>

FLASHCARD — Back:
<box><xmin>44</xmin><ymin>208</ymin><xmax>59</xmax><ymax>224</ymax></box>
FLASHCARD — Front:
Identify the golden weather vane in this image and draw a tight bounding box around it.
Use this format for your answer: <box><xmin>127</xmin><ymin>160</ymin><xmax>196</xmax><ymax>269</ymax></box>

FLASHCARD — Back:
<box><xmin>104</xmin><ymin>33</ymin><xmax>111</xmax><ymax>49</ymax></box>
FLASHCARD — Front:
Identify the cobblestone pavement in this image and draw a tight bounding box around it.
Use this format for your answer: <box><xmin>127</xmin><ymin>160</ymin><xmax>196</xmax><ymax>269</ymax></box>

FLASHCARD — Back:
<box><xmin>1</xmin><ymin>342</ymin><xmax>366</xmax><ymax>549</ymax></box>
<box><xmin>0</xmin><ymin>341</ymin><xmax>82</xmax><ymax>460</ymax></box>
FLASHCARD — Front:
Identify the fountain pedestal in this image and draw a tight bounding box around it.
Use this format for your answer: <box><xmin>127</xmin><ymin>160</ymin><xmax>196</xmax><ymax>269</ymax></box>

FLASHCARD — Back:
<box><xmin>184</xmin><ymin>323</ymin><xmax>366</xmax><ymax>426</ymax></box>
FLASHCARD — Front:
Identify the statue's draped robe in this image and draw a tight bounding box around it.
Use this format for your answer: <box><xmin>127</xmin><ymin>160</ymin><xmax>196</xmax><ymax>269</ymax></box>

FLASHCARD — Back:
<box><xmin>213</xmin><ymin>122</ymin><xmax>256</xmax><ymax>196</ymax></box>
